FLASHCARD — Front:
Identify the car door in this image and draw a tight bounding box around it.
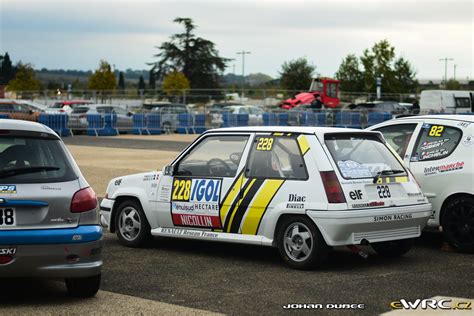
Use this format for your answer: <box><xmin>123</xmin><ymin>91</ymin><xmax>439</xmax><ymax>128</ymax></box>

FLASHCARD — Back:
<box><xmin>406</xmin><ymin>122</ymin><xmax>465</xmax><ymax>216</ymax></box>
<box><xmin>157</xmin><ymin>133</ymin><xmax>252</xmax><ymax>230</ymax></box>
<box><xmin>222</xmin><ymin>133</ymin><xmax>309</xmax><ymax>235</ymax></box>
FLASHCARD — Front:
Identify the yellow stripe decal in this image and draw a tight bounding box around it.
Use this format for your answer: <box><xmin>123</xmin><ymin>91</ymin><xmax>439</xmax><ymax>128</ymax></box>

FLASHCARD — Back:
<box><xmin>394</xmin><ymin>176</ymin><xmax>408</xmax><ymax>183</ymax></box>
<box><xmin>273</xmin><ymin>132</ymin><xmax>284</xmax><ymax>136</ymax></box>
<box><xmin>297</xmin><ymin>135</ymin><xmax>310</xmax><ymax>155</ymax></box>
<box><xmin>219</xmin><ymin>173</ymin><xmax>245</xmax><ymax>224</ymax></box>
<box><xmin>241</xmin><ymin>179</ymin><xmax>285</xmax><ymax>235</ymax></box>
<box><xmin>226</xmin><ymin>178</ymin><xmax>256</xmax><ymax>232</ymax></box>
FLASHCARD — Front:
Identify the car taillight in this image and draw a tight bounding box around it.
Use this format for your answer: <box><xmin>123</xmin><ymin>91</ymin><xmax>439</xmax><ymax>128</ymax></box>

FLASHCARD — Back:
<box><xmin>0</xmin><ymin>256</ymin><xmax>13</xmax><ymax>264</ymax></box>
<box><xmin>71</xmin><ymin>187</ymin><xmax>97</xmax><ymax>213</ymax></box>
<box><xmin>320</xmin><ymin>171</ymin><xmax>346</xmax><ymax>203</ymax></box>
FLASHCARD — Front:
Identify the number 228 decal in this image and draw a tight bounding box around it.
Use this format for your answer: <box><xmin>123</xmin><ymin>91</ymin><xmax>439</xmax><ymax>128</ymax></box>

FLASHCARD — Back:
<box><xmin>377</xmin><ymin>185</ymin><xmax>391</xmax><ymax>198</ymax></box>
<box><xmin>256</xmin><ymin>137</ymin><xmax>274</xmax><ymax>151</ymax></box>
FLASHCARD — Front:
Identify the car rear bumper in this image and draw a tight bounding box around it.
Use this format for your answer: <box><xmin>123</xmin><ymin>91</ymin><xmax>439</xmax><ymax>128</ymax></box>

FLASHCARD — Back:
<box><xmin>307</xmin><ymin>203</ymin><xmax>432</xmax><ymax>246</ymax></box>
<box><xmin>0</xmin><ymin>226</ymin><xmax>102</xmax><ymax>278</ymax></box>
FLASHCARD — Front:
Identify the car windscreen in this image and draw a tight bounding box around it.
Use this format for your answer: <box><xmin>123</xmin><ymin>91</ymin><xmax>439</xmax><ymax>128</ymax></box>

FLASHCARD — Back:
<box><xmin>0</xmin><ymin>136</ymin><xmax>78</xmax><ymax>183</ymax></box>
<box><xmin>325</xmin><ymin>134</ymin><xmax>406</xmax><ymax>179</ymax></box>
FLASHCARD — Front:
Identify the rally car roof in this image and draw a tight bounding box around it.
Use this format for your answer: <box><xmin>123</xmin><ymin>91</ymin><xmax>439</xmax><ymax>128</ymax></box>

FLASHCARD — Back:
<box><xmin>395</xmin><ymin>114</ymin><xmax>474</xmax><ymax>123</ymax></box>
<box><xmin>207</xmin><ymin>126</ymin><xmax>371</xmax><ymax>134</ymax></box>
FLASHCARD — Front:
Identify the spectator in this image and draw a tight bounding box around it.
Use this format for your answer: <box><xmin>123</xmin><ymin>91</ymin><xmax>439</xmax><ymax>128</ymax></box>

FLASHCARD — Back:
<box><xmin>311</xmin><ymin>94</ymin><xmax>323</xmax><ymax>110</ymax></box>
<box><xmin>412</xmin><ymin>100</ymin><xmax>420</xmax><ymax>114</ymax></box>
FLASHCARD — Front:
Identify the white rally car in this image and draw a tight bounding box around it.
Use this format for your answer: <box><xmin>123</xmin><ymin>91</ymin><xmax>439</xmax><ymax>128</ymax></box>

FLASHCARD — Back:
<box><xmin>368</xmin><ymin>115</ymin><xmax>474</xmax><ymax>252</ymax></box>
<box><xmin>100</xmin><ymin>127</ymin><xmax>432</xmax><ymax>269</ymax></box>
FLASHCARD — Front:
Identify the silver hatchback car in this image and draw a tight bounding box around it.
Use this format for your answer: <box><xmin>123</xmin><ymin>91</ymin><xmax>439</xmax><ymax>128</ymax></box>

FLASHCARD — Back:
<box><xmin>0</xmin><ymin>119</ymin><xmax>102</xmax><ymax>297</ymax></box>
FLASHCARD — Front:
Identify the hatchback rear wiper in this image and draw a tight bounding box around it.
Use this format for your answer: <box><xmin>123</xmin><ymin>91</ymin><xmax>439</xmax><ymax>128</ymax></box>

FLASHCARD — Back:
<box><xmin>0</xmin><ymin>166</ymin><xmax>60</xmax><ymax>178</ymax></box>
<box><xmin>373</xmin><ymin>169</ymin><xmax>405</xmax><ymax>184</ymax></box>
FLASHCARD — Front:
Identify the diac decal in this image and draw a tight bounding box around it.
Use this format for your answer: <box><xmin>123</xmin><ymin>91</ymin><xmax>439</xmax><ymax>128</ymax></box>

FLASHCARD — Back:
<box><xmin>0</xmin><ymin>185</ymin><xmax>16</xmax><ymax>194</ymax></box>
<box><xmin>171</xmin><ymin>178</ymin><xmax>222</xmax><ymax>228</ymax></box>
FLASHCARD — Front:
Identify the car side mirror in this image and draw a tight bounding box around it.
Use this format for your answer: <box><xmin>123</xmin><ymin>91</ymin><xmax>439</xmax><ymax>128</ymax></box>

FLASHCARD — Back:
<box><xmin>164</xmin><ymin>165</ymin><xmax>175</xmax><ymax>176</ymax></box>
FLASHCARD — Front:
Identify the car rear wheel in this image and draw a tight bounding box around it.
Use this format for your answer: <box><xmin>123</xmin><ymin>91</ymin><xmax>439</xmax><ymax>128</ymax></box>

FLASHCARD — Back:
<box><xmin>276</xmin><ymin>216</ymin><xmax>328</xmax><ymax>270</ymax></box>
<box><xmin>115</xmin><ymin>200</ymin><xmax>151</xmax><ymax>247</ymax></box>
<box><xmin>441</xmin><ymin>196</ymin><xmax>474</xmax><ymax>253</ymax></box>
<box><xmin>65</xmin><ymin>274</ymin><xmax>101</xmax><ymax>298</ymax></box>
<box><xmin>371</xmin><ymin>239</ymin><xmax>414</xmax><ymax>257</ymax></box>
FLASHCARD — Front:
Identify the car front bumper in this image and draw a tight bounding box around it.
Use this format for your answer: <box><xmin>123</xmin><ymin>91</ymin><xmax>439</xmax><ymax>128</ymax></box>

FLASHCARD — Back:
<box><xmin>307</xmin><ymin>203</ymin><xmax>432</xmax><ymax>246</ymax></box>
<box><xmin>0</xmin><ymin>226</ymin><xmax>102</xmax><ymax>278</ymax></box>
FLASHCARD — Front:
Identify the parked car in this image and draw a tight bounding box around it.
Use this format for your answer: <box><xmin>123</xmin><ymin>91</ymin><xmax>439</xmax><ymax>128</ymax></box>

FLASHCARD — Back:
<box><xmin>100</xmin><ymin>126</ymin><xmax>432</xmax><ymax>269</ymax></box>
<box><xmin>48</xmin><ymin>100</ymin><xmax>92</xmax><ymax>115</ymax></box>
<box><xmin>347</xmin><ymin>101</ymin><xmax>408</xmax><ymax>116</ymax></box>
<box><xmin>0</xmin><ymin>119</ymin><xmax>102</xmax><ymax>296</ymax></box>
<box><xmin>367</xmin><ymin>115</ymin><xmax>474</xmax><ymax>252</ymax></box>
<box><xmin>222</xmin><ymin>105</ymin><xmax>265</xmax><ymax>126</ymax></box>
<box><xmin>69</xmin><ymin>104</ymin><xmax>133</xmax><ymax>131</ymax></box>
<box><xmin>150</xmin><ymin>104</ymin><xmax>190</xmax><ymax>132</ymax></box>
<box><xmin>0</xmin><ymin>101</ymin><xmax>40</xmax><ymax>121</ymax></box>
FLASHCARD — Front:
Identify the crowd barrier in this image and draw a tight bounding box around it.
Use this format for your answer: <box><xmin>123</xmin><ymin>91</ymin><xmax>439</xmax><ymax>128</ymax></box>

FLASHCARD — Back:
<box><xmin>28</xmin><ymin>110</ymin><xmax>401</xmax><ymax>137</ymax></box>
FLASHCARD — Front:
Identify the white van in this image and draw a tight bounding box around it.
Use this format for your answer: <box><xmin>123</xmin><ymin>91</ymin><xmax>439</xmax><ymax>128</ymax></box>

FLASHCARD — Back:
<box><xmin>419</xmin><ymin>90</ymin><xmax>473</xmax><ymax>113</ymax></box>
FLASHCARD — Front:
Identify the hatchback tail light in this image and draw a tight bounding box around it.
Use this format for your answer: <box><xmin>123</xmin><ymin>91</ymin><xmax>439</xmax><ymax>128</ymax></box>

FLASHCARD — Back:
<box><xmin>320</xmin><ymin>171</ymin><xmax>346</xmax><ymax>203</ymax></box>
<box><xmin>71</xmin><ymin>187</ymin><xmax>97</xmax><ymax>213</ymax></box>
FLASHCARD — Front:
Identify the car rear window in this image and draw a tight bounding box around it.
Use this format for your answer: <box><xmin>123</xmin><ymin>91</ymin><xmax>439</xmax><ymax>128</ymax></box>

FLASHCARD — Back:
<box><xmin>72</xmin><ymin>107</ymin><xmax>90</xmax><ymax>114</ymax></box>
<box><xmin>0</xmin><ymin>136</ymin><xmax>77</xmax><ymax>183</ymax></box>
<box><xmin>325</xmin><ymin>134</ymin><xmax>406</xmax><ymax>179</ymax></box>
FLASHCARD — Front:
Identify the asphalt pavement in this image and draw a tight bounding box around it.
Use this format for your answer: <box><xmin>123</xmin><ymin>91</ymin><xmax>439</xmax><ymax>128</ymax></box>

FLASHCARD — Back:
<box><xmin>2</xmin><ymin>232</ymin><xmax>472</xmax><ymax>315</ymax></box>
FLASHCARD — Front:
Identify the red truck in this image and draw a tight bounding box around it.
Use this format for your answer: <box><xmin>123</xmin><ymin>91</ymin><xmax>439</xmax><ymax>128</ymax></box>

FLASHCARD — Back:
<box><xmin>281</xmin><ymin>77</ymin><xmax>340</xmax><ymax>109</ymax></box>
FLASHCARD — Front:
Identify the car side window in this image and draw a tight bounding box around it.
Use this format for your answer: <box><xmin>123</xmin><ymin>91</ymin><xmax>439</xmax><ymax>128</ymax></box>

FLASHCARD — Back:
<box><xmin>373</xmin><ymin>124</ymin><xmax>417</xmax><ymax>157</ymax></box>
<box><xmin>246</xmin><ymin>135</ymin><xmax>308</xmax><ymax>180</ymax></box>
<box><xmin>0</xmin><ymin>103</ymin><xmax>13</xmax><ymax>111</ymax></box>
<box><xmin>411</xmin><ymin>124</ymin><xmax>462</xmax><ymax>162</ymax></box>
<box><xmin>176</xmin><ymin>135</ymin><xmax>249</xmax><ymax>177</ymax></box>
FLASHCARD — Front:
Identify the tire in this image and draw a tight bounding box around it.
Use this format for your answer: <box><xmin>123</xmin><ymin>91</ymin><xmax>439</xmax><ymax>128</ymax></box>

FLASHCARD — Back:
<box><xmin>65</xmin><ymin>274</ymin><xmax>101</xmax><ymax>298</ymax></box>
<box><xmin>276</xmin><ymin>216</ymin><xmax>328</xmax><ymax>270</ymax></box>
<box><xmin>441</xmin><ymin>196</ymin><xmax>474</xmax><ymax>253</ymax></box>
<box><xmin>115</xmin><ymin>199</ymin><xmax>151</xmax><ymax>247</ymax></box>
<box><xmin>371</xmin><ymin>239</ymin><xmax>414</xmax><ymax>257</ymax></box>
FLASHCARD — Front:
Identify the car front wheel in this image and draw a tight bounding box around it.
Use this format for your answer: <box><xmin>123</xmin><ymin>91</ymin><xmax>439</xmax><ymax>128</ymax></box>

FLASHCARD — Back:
<box><xmin>276</xmin><ymin>216</ymin><xmax>328</xmax><ymax>270</ymax></box>
<box><xmin>65</xmin><ymin>274</ymin><xmax>101</xmax><ymax>298</ymax></box>
<box><xmin>115</xmin><ymin>200</ymin><xmax>151</xmax><ymax>247</ymax></box>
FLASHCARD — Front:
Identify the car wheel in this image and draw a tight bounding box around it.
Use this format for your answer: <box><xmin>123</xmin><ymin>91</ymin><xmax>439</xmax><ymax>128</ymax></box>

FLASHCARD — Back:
<box><xmin>371</xmin><ymin>239</ymin><xmax>414</xmax><ymax>257</ymax></box>
<box><xmin>276</xmin><ymin>216</ymin><xmax>328</xmax><ymax>270</ymax></box>
<box><xmin>65</xmin><ymin>274</ymin><xmax>101</xmax><ymax>298</ymax></box>
<box><xmin>441</xmin><ymin>196</ymin><xmax>474</xmax><ymax>253</ymax></box>
<box><xmin>115</xmin><ymin>200</ymin><xmax>151</xmax><ymax>247</ymax></box>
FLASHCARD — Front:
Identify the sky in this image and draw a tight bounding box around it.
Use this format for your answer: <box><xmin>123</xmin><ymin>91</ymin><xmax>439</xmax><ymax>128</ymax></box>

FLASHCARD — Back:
<box><xmin>0</xmin><ymin>0</ymin><xmax>473</xmax><ymax>81</ymax></box>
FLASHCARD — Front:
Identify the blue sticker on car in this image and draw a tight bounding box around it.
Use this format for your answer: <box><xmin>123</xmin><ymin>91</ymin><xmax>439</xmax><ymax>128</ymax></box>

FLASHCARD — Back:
<box><xmin>0</xmin><ymin>185</ymin><xmax>16</xmax><ymax>194</ymax></box>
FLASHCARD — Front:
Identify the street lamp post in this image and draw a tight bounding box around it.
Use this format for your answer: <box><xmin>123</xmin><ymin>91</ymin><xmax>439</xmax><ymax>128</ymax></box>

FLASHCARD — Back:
<box><xmin>237</xmin><ymin>50</ymin><xmax>251</xmax><ymax>101</ymax></box>
<box><xmin>439</xmin><ymin>57</ymin><xmax>454</xmax><ymax>85</ymax></box>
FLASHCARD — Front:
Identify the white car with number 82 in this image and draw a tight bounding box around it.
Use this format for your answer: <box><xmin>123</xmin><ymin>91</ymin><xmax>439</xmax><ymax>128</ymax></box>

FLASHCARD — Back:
<box><xmin>100</xmin><ymin>127</ymin><xmax>432</xmax><ymax>269</ymax></box>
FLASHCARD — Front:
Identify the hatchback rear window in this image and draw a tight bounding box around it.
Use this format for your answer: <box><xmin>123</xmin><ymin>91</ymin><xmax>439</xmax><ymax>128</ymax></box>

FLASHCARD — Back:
<box><xmin>0</xmin><ymin>136</ymin><xmax>77</xmax><ymax>183</ymax></box>
<box><xmin>325</xmin><ymin>134</ymin><xmax>406</xmax><ymax>179</ymax></box>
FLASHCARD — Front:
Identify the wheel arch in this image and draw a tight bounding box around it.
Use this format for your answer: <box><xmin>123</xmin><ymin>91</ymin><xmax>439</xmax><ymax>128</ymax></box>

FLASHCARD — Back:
<box><xmin>272</xmin><ymin>213</ymin><xmax>316</xmax><ymax>246</ymax></box>
<box><xmin>110</xmin><ymin>195</ymin><xmax>144</xmax><ymax>233</ymax></box>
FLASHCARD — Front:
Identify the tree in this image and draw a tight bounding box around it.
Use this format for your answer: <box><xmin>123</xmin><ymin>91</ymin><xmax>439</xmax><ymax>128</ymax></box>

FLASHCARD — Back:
<box><xmin>335</xmin><ymin>54</ymin><xmax>363</xmax><ymax>92</ymax></box>
<box><xmin>162</xmin><ymin>71</ymin><xmax>190</xmax><ymax>98</ymax></box>
<box><xmin>151</xmin><ymin>17</ymin><xmax>229</xmax><ymax>89</ymax></box>
<box><xmin>88</xmin><ymin>60</ymin><xmax>116</xmax><ymax>91</ymax></box>
<box><xmin>148</xmin><ymin>69</ymin><xmax>156</xmax><ymax>90</ymax></box>
<box><xmin>0</xmin><ymin>52</ymin><xmax>16</xmax><ymax>85</ymax></box>
<box><xmin>279</xmin><ymin>58</ymin><xmax>315</xmax><ymax>91</ymax></box>
<box><xmin>445</xmin><ymin>79</ymin><xmax>461</xmax><ymax>90</ymax></box>
<box><xmin>6</xmin><ymin>62</ymin><xmax>41</xmax><ymax>91</ymax></box>
<box><xmin>118</xmin><ymin>71</ymin><xmax>125</xmax><ymax>93</ymax></box>
<box><xmin>137</xmin><ymin>76</ymin><xmax>146</xmax><ymax>94</ymax></box>
<box><xmin>336</xmin><ymin>40</ymin><xmax>417</xmax><ymax>93</ymax></box>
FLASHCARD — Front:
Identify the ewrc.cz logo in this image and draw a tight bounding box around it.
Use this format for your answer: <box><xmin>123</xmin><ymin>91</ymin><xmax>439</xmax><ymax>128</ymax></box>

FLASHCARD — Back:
<box><xmin>390</xmin><ymin>299</ymin><xmax>472</xmax><ymax>310</ymax></box>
